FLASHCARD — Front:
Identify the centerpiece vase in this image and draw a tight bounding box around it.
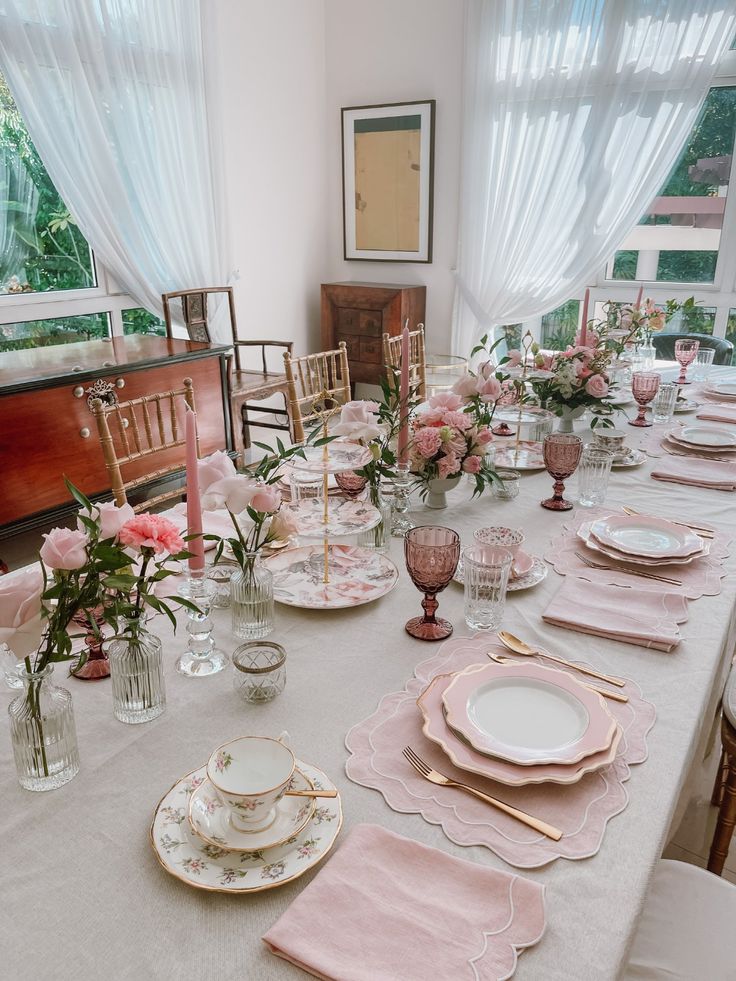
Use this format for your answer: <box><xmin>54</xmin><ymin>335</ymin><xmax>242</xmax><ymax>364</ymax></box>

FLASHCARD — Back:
<box><xmin>357</xmin><ymin>481</ymin><xmax>392</xmax><ymax>551</ymax></box>
<box><xmin>426</xmin><ymin>475</ymin><xmax>462</xmax><ymax>509</ymax></box>
<box><xmin>231</xmin><ymin>550</ymin><xmax>275</xmax><ymax>639</ymax></box>
<box><xmin>556</xmin><ymin>405</ymin><xmax>586</xmax><ymax>434</ymax></box>
<box><xmin>107</xmin><ymin>616</ymin><xmax>166</xmax><ymax>724</ymax></box>
<box><xmin>9</xmin><ymin>664</ymin><xmax>80</xmax><ymax>791</ymax></box>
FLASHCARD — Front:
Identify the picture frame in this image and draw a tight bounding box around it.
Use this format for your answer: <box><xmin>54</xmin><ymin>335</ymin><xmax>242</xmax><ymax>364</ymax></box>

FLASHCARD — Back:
<box><xmin>341</xmin><ymin>100</ymin><xmax>435</xmax><ymax>263</ymax></box>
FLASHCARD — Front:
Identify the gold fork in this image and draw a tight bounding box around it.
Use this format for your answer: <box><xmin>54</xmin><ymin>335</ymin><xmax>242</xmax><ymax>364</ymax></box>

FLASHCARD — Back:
<box><xmin>402</xmin><ymin>746</ymin><xmax>563</xmax><ymax>841</ymax></box>
<box><xmin>574</xmin><ymin>550</ymin><xmax>682</xmax><ymax>587</ymax></box>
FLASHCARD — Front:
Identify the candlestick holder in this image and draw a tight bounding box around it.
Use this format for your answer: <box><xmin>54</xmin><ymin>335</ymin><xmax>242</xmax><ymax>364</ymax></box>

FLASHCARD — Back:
<box><xmin>391</xmin><ymin>462</ymin><xmax>416</xmax><ymax>537</ymax></box>
<box><xmin>175</xmin><ymin>574</ymin><xmax>227</xmax><ymax>677</ymax></box>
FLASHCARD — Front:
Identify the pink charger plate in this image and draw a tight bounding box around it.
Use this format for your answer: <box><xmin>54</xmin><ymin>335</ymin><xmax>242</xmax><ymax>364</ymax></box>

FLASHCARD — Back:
<box><xmin>442</xmin><ymin>660</ymin><xmax>617</xmax><ymax>767</ymax></box>
<box><xmin>418</xmin><ymin>672</ymin><xmax>622</xmax><ymax>787</ymax></box>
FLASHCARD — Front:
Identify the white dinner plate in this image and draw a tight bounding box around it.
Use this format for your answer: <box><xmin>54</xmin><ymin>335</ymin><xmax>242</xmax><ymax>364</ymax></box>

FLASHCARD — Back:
<box><xmin>667</xmin><ymin>426</ymin><xmax>736</xmax><ymax>450</ymax></box>
<box><xmin>589</xmin><ymin>514</ymin><xmax>704</xmax><ymax>560</ymax></box>
<box><xmin>577</xmin><ymin>523</ymin><xmax>708</xmax><ymax>567</ymax></box>
<box><xmin>706</xmin><ymin>381</ymin><xmax>736</xmax><ymax>398</ymax></box>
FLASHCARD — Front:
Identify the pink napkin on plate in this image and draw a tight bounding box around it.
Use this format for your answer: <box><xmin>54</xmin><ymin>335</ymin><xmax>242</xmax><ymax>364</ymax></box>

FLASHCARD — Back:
<box><xmin>650</xmin><ymin>456</ymin><xmax>736</xmax><ymax>491</ymax></box>
<box><xmin>542</xmin><ymin>578</ymin><xmax>688</xmax><ymax>651</ymax></box>
<box><xmin>696</xmin><ymin>404</ymin><xmax>736</xmax><ymax>425</ymax></box>
<box><xmin>263</xmin><ymin>824</ymin><xmax>545</xmax><ymax>981</ymax></box>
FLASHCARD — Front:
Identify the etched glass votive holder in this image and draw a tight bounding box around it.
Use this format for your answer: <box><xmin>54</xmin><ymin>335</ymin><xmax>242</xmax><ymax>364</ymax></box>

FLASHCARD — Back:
<box><xmin>492</xmin><ymin>470</ymin><xmax>521</xmax><ymax>500</ymax></box>
<box><xmin>232</xmin><ymin>641</ymin><xmax>286</xmax><ymax>703</ymax></box>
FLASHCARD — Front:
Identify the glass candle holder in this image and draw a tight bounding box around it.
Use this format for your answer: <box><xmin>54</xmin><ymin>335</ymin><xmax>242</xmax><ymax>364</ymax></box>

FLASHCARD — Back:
<box><xmin>463</xmin><ymin>544</ymin><xmax>513</xmax><ymax>631</ymax></box>
<box><xmin>577</xmin><ymin>446</ymin><xmax>613</xmax><ymax>508</ymax></box>
<box><xmin>232</xmin><ymin>641</ymin><xmax>286</xmax><ymax>703</ymax></box>
<box><xmin>492</xmin><ymin>470</ymin><xmax>521</xmax><ymax>500</ymax></box>
<box><xmin>651</xmin><ymin>382</ymin><xmax>678</xmax><ymax>425</ymax></box>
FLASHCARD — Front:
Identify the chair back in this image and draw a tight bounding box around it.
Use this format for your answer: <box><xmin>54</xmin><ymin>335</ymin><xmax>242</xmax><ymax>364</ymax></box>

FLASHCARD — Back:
<box><xmin>162</xmin><ymin>287</ymin><xmax>237</xmax><ymax>344</ymax></box>
<box><xmin>283</xmin><ymin>343</ymin><xmax>351</xmax><ymax>442</ymax></box>
<box><xmin>90</xmin><ymin>379</ymin><xmax>197</xmax><ymax>510</ymax></box>
<box><xmin>383</xmin><ymin>324</ymin><xmax>427</xmax><ymax>402</ymax></box>
<box><xmin>652</xmin><ymin>332</ymin><xmax>733</xmax><ymax>366</ymax></box>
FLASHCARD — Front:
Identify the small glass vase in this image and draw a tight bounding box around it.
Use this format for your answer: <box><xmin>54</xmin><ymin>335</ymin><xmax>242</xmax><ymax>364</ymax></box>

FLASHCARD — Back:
<box><xmin>9</xmin><ymin>664</ymin><xmax>80</xmax><ymax>791</ymax></box>
<box><xmin>231</xmin><ymin>551</ymin><xmax>275</xmax><ymax>639</ymax></box>
<box><xmin>357</xmin><ymin>483</ymin><xmax>392</xmax><ymax>552</ymax></box>
<box><xmin>108</xmin><ymin>617</ymin><xmax>166</xmax><ymax>724</ymax></box>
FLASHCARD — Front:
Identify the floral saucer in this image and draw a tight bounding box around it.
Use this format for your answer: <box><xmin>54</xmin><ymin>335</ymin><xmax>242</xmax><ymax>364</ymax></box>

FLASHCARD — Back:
<box><xmin>453</xmin><ymin>553</ymin><xmax>548</xmax><ymax>591</ymax></box>
<box><xmin>189</xmin><ymin>767</ymin><xmax>316</xmax><ymax>852</ymax></box>
<box><xmin>610</xmin><ymin>448</ymin><xmax>646</xmax><ymax>468</ymax></box>
<box><xmin>151</xmin><ymin>759</ymin><xmax>342</xmax><ymax>893</ymax></box>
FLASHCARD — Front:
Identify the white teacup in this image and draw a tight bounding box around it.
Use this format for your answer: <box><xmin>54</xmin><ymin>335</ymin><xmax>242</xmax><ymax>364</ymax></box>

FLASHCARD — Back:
<box><xmin>207</xmin><ymin>735</ymin><xmax>295</xmax><ymax>832</ymax></box>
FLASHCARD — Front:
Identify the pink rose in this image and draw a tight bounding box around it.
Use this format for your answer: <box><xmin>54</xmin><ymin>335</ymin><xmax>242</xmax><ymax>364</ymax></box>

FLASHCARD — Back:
<box><xmin>476</xmin><ymin>428</ymin><xmax>494</xmax><ymax>445</ymax></box>
<box><xmin>332</xmin><ymin>400</ymin><xmax>382</xmax><ymax>441</ymax></box>
<box><xmin>268</xmin><ymin>507</ymin><xmax>300</xmax><ymax>541</ymax></box>
<box><xmin>452</xmin><ymin>375</ymin><xmax>478</xmax><ymax>399</ymax></box>
<box><xmin>507</xmin><ymin>349</ymin><xmax>522</xmax><ymax>367</ymax></box>
<box><xmin>250</xmin><ymin>486</ymin><xmax>281</xmax><ymax>514</ymax></box>
<box><xmin>413</xmin><ymin>426</ymin><xmax>442</xmax><ymax>459</ymax></box>
<box><xmin>201</xmin><ymin>474</ymin><xmax>259</xmax><ymax>513</ymax></box>
<box><xmin>198</xmin><ymin>450</ymin><xmax>236</xmax><ymax>493</ymax></box>
<box><xmin>0</xmin><ymin>567</ymin><xmax>44</xmax><ymax>653</ymax></box>
<box><xmin>118</xmin><ymin>514</ymin><xmax>185</xmax><ymax>555</ymax></box>
<box><xmin>437</xmin><ymin>453</ymin><xmax>461</xmax><ymax>478</ymax></box>
<box><xmin>585</xmin><ymin>374</ymin><xmax>609</xmax><ymax>399</ymax></box>
<box><xmin>462</xmin><ymin>455</ymin><xmax>482</xmax><ymax>474</ymax></box>
<box><xmin>427</xmin><ymin>392</ymin><xmax>463</xmax><ymax>413</ymax></box>
<box><xmin>40</xmin><ymin>527</ymin><xmax>89</xmax><ymax>570</ymax></box>
<box><xmin>339</xmin><ymin>400</ymin><xmax>379</xmax><ymax>423</ymax></box>
<box><xmin>83</xmin><ymin>501</ymin><xmax>135</xmax><ymax>540</ymax></box>
<box><xmin>475</xmin><ymin>375</ymin><xmax>502</xmax><ymax>403</ymax></box>
<box><xmin>478</xmin><ymin>360</ymin><xmax>495</xmax><ymax>380</ymax></box>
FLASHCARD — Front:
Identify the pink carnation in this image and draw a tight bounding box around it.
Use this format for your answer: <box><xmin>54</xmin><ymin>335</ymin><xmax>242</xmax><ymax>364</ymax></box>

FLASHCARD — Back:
<box><xmin>585</xmin><ymin>374</ymin><xmax>609</xmax><ymax>399</ymax></box>
<box><xmin>118</xmin><ymin>514</ymin><xmax>185</xmax><ymax>555</ymax></box>
<box><xmin>413</xmin><ymin>426</ymin><xmax>443</xmax><ymax>459</ymax></box>
<box><xmin>437</xmin><ymin>453</ymin><xmax>461</xmax><ymax>478</ymax></box>
<box><xmin>462</xmin><ymin>455</ymin><xmax>482</xmax><ymax>474</ymax></box>
<box><xmin>427</xmin><ymin>392</ymin><xmax>463</xmax><ymax>413</ymax></box>
<box><xmin>476</xmin><ymin>428</ymin><xmax>494</xmax><ymax>445</ymax></box>
<box><xmin>442</xmin><ymin>410</ymin><xmax>473</xmax><ymax>431</ymax></box>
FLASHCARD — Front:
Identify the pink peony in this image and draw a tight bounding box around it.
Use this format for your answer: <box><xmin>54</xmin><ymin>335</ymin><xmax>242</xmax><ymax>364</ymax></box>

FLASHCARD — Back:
<box><xmin>40</xmin><ymin>527</ymin><xmax>89</xmax><ymax>570</ymax></box>
<box><xmin>198</xmin><ymin>450</ymin><xmax>236</xmax><ymax>493</ymax></box>
<box><xmin>413</xmin><ymin>426</ymin><xmax>443</xmax><ymax>459</ymax></box>
<box><xmin>507</xmin><ymin>349</ymin><xmax>522</xmax><ymax>367</ymax></box>
<box><xmin>250</xmin><ymin>486</ymin><xmax>281</xmax><ymax>514</ymax></box>
<box><xmin>437</xmin><ymin>453</ymin><xmax>461</xmax><ymax>478</ymax></box>
<box><xmin>118</xmin><ymin>514</ymin><xmax>184</xmax><ymax>555</ymax></box>
<box><xmin>585</xmin><ymin>374</ymin><xmax>609</xmax><ymax>399</ymax></box>
<box><xmin>427</xmin><ymin>392</ymin><xmax>463</xmax><ymax>413</ymax></box>
<box><xmin>201</xmin><ymin>474</ymin><xmax>260</xmax><ymax>514</ymax></box>
<box><xmin>0</xmin><ymin>567</ymin><xmax>43</xmax><ymax>652</ymax></box>
<box><xmin>462</xmin><ymin>455</ymin><xmax>482</xmax><ymax>474</ymax></box>
<box><xmin>475</xmin><ymin>376</ymin><xmax>502</xmax><ymax>403</ymax></box>
<box><xmin>452</xmin><ymin>375</ymin><xmax>478</xmax><ymax>399</ymax></box>
<box><xmin>83</xmin><ymin>501</ymin><xmax>135</xmax><ymax>540</ymax></box>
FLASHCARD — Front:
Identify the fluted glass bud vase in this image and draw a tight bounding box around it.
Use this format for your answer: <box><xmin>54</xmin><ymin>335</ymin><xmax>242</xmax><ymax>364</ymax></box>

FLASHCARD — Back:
<box><xmin>357</xmin><ymin>482</ymin><xmax>392</xmax><ymax>552</ymax></box>
<box><xmin>108</xmin><ymin>617</ymin><xmax>166</xmax><ymax>724</ymax></box>
<box><xmin>231</xmin><ymin>551</ymin><xmax>274</xmax><ymax>639</ymax></box>
<box><xmin>9</xmin><ymin>664</ymin><xmax>80</xmax><ymax>791</ymax></box>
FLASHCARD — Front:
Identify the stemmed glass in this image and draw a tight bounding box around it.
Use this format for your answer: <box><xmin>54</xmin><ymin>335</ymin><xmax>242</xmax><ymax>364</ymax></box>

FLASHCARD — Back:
<box><xmin>404</xmin><ymin>526</ymin><xmax>460</xmax><ymax>640</ymax></box>
<box><xmin>541</xmin><ymin>434</ymin><xmax>582</xmax><ymax>511</ymax></box>
<box><xmin>674</xmin><ymin>338</ymin><xmax>699</xmax><ymax>385</ymax></box>
<box><xmin>629</xmin><ymin>371</ymin><xmax>661</xmax><ymax>428</ymax></box>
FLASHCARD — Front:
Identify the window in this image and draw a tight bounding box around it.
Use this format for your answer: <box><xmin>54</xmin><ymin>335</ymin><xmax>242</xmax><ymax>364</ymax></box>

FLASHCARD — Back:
<box><xmin>541</xmin><ymin>300</ymin><xmax>580</xmax><ymax>351</ymax></box>
<box><xmin>0</xmin><ymin>74</ymin><xmax>160</xmax><ymax>350</ymax></box>
<box><xmin>726</xmin><ymin>309</ymin><xmax>736</xmax><ymax>364</ymax></box>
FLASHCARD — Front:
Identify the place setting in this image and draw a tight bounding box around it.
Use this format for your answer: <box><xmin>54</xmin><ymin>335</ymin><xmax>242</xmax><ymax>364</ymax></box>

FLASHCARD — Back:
<box><xmin>452</xmin><ymin>526</ymin><xmax>548</xmax><ymax>592</ymax></box>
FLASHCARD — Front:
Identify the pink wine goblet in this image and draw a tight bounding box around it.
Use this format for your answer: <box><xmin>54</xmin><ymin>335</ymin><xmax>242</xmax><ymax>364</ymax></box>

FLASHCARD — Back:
<box><xmin>674</xmin><ymin>338</ymin><xmax>699</xmax><ymax>385</ymax></box>
<box><xmin>404</xmin><ymin>526</ymin><xmax>460</xmax><ymax>641</ymax></box>
<box><xmin>629</xmin><ymin>371</ymin><xmax>661</xmax><ymax>428</ymax></box>
<box><xmin>335</xmin><ymin>470</ymin><xmax>368</xmax><ymax>498</ymax></box>
<box><xmin>541</xmin><ymin>433</ymin><xmax>582</xmax><ymax>511</ymax></box>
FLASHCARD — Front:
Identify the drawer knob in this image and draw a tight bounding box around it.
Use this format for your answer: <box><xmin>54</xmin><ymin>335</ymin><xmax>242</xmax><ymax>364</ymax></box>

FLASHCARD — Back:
<box><xmin>115</xmin><ymin>377</ymin><xmax>125</xmax><ymax>389</ymax></box>
<box><xmin>121</xmin><ymin>418</ymin><xmax>129</xmax><ymax>429</ymax></box>
<box><xmin>73</xmin><ymin>386</ymin><xmax>84</xmax><ymax>398</ymax></box>
<box><xmin>80</xmin><ymin>427</ymin><xmax>90</xmax><ymax>439</ymax></box>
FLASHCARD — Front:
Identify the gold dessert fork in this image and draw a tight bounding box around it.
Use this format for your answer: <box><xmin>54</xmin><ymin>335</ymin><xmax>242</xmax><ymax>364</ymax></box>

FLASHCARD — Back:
<box><xmin>574</xmin><ymin>550</ymin><xmax>682</xmax><ymax>587</ymax></box>
<box><xmin>402</xmin><ymin>746</ymin><xmax>563</xmax><ymax>841</ymax></box>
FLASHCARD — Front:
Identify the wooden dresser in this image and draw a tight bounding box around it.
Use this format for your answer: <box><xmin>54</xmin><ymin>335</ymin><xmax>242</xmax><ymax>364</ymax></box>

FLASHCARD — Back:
<box><xmin>320</xmin><ymin>282</ymin><xmax>426</xmax><ymax>386</ymax></box>
<box><xmin>0</xmin><ymin>336</ymin><xmax>232</xmax><ymax>535</ymax></box>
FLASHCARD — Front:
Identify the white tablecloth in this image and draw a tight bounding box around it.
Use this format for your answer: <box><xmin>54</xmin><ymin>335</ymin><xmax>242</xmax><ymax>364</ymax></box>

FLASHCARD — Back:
<box><xmin>3</xmin><ymin>367</ymin><xmax>736</xmax><ymax>981</ymax></box>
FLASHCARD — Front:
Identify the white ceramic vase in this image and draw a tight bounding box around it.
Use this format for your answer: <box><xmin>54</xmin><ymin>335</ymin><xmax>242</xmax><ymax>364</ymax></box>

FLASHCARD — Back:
<box><xmin>556</xmin><ymin>405</ymin><xmax>586</xmax><ymax>434</ymax></box>
<box><xmin>426</xmin><ymin>475</ymin><xmax>461</xmax><ymax>509</ymax></box>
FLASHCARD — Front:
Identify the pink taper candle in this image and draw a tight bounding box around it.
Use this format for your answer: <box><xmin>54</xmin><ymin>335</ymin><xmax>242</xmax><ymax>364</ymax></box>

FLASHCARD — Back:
<box><xmin>634</xmin><ymin>286</ymin><xmax>643</xmax><ymax>309</ymax></box>
<box><xmin>185</xmin><ymin>405</ymin><xmax>205</xmax><ymax>574</ymax></box>
<box><xmin>397</xmin><ymin>321</ymin><xmax>410</xmax><ymax>464</ymax></box>
<box><xmin>579</xmin><ymin>289</ymin><xmax>590</xmax><ymax>347</ymax></box>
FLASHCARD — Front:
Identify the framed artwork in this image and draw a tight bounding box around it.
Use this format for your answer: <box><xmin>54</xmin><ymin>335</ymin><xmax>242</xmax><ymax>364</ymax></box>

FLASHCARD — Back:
<box><xmin>341</xmin><ymin>100</ymin><xmax>435</xmax><ymax>263</ymax></box>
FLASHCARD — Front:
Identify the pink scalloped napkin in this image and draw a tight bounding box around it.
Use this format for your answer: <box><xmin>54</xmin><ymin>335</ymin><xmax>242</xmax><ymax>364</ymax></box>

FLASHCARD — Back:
<box><xmin>345</xmin><ymin>636</ymin><xmax>655</xmax><ymax>868</ymax></box>
<box><xmin>542</xmin><ymin>578</ymin><xmax>687</xmax><ymax>651</ymax></box>
<box><xmin>696</xmin><ymin>404</ymin><xmax>736</xmax><ymax>424</ymax></box>
<box><xmin>650</xmin><ymin>456</ymin><xmax>736</xmax><ymax>490</ymax></box>
<box><xmin>263</xmin><ymin>824</ymin><xmax>545</xmax><ymax>981</ymax></box>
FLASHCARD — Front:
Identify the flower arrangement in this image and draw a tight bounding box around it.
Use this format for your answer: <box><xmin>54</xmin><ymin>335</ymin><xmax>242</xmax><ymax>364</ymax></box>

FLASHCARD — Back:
<box><xmin>600</xmin><ymin>296</ymin><xmax>695</xmax><ymax>353</ymax></box>
<box><xmin>527</xmin><ymin>338</ymin><xmax>615</xmax><ymax>427</ymax></box>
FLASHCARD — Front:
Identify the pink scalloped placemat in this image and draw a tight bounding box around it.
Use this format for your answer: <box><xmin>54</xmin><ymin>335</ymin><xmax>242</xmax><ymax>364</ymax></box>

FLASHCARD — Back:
<box><xmin>345</xmin><ymin>635</ymin><xmax>655</xmax><ymax>869</ymax></box>
<box><xmin>542</xmin><ymin>507</ymin><xmax>731</xmax><ymax>600</ymax></box>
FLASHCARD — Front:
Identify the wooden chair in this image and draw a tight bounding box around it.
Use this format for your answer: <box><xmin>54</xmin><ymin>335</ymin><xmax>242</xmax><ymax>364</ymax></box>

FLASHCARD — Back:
<box><xmin>90</xmin><ymin>378</ymin><xmax>197</xmax><ymax>510</ymax></box>
<box><xmin>708</xmin><ymin>665</ymin><xmax>736</xmax><ymax>874</ymax></box>
<box><xmin>383</xmin><ymin>324</ymin><xmax>427</xmax><ymax>402</ymax></box>
<box><xmin>283</xmin><ymin>342</ymin><xmax>351</xmax><ymax>443</ymax></box>
<box><xmin>162</xmin><ymin>287</ymin><xmax>293</xmax><ymax>459</ymax></box>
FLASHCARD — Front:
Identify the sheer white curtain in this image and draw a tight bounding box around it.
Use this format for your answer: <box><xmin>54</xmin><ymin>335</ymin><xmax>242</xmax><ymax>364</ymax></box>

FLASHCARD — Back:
<box><xmin>0</xmin><ymin>0</ymin><xmax>232</xmax><ymax>340</ymax></box>
<box><xmin>454</xmin><ymin>0</ymin><xmax>736</xmax><ymax>355</ymax></box>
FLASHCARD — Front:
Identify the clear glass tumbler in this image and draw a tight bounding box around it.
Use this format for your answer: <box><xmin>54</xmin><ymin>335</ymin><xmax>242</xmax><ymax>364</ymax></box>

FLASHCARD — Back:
<box><xmin>577</xmin><ymin>446</ymin><xmax>613</xmax><ymax>507</ymax></box>
<box><xmin>289</xmin><ymin>470</ymin><xmax>324</xmax><ymax>501</ymax></box>
<box><xmin>651</xmin><ymin>382</ymin><xmax>679</xmax><ymax>425</ymax></box>
<box><xmin>691</xmin><ymin>348</ymin><xmax>715</xmax><ymax>383</ymax></box>
<box><xmin>463</xmin><ymin>545</ymin><xmax>512</xmax><ymax>631</ymax></box>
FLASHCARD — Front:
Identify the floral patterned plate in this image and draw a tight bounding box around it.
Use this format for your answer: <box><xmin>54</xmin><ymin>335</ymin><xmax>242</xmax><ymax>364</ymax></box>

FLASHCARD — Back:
<box><xmin>150</xmin><ymin>759</ymin><xmax>342</xmax><ymax>894</ymax></box>
<box><xmin>493</xmin><ymin>441</ymin><xmax>545</xmax><ymax>470</ymax></box>
<box><xmin>189</xmin><ymin>767</ymin><xmax>316</xmax><ymax>852</ymax></box>
<box><xmin>289</xmin><ymin>443</ymin><xmax>372</xmax><ymax>474</ymax></box>
<box><xmin>282</xmin><ymin>498</ymin><xmax>380</xmax><ymax>538</ymax></box>
<box><xmin>264</xmin><ymin>544</ymin><xmax>399</xmax><ymax>609</ymax></box>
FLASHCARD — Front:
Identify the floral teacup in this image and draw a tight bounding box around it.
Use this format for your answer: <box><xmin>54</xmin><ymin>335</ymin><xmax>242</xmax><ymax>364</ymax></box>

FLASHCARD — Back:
<box><xmin>473</xmin><ymin>526</ymin><xmax>525</xmax><ymax>562</ymax></box>
<box><xmin>593</xmin><ymin>429</ymin><xmax>627</xmax><ymax>458</ymax></box>
<box><xmin>206</xmin><ymin>735</ymin><xmax>295</xmax><ymax>832</ymax></box>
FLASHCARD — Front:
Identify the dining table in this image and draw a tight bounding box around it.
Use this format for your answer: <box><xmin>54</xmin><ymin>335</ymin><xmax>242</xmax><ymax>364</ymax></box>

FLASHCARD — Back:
<box><xmin>3</xmin><ymin>362</ymin><xmax>736</xmax><ymax>981</ymax></box>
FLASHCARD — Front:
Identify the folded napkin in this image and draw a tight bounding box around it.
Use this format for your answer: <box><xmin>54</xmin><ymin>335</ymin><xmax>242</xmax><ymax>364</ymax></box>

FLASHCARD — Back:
<box><xmin>263</xmin><ymin>824</ymin><xmax>546</xmax><ymax>981</ymax></box>
<box><xmin>542</xmin><ymin>578</ymin><xmax>688</xmax><ymax>652</ymax></box>
<box><xmin>650</xmin><ymin>457</ymin><xmax>736</xmax><ymax>491</ymax></box>
<box><xmin>696</xmin><ymin>405</ymin><xmax>736</xmax><ymax>425</ymax></box>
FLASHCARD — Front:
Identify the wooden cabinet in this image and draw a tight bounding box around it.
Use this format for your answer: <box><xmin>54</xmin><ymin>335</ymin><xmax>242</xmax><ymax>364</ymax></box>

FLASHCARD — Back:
<box><xmin>321</xmin><ymin>282</ymin><xmax>426</xmax><ymax>386</ymax></box>
<box><xmin>0</xmin><ymin>336</ymin><xmax>232</xmax><ymax>533</ymax></box>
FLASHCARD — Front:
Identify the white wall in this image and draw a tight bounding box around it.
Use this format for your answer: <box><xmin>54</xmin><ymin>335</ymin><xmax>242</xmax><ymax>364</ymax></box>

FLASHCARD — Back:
<box><xmin>324</xmin><ymin>0</ymin><xmax>466</xmax><ymax>353</ymax></box>
<box><xmin>210</xmin><ymin>0</ymin><xmax>328</xmax><ymax>357</ymax></box>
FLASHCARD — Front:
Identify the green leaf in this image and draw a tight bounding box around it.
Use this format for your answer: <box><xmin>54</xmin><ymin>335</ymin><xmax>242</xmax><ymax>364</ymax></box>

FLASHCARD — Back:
<box><xmin>64</xmin><ymin>478</ymin><xmax>93</xmax><ymax>512</ymax></box>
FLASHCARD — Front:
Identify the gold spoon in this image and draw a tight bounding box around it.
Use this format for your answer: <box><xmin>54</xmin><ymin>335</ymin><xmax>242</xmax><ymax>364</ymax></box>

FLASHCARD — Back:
<box><xmin>496</xmin><ymin>630</ymin><xmax>626</xmax><ymax>689</ymax></box>
<box><xmin>285</xmin><ymin>789</ymin><xmax>338</xmax><ymax>798</ymax></box>
<box><xmin>487</xmin><ymin>652</ymin><xmax>629</xmax><ymax>704</ymax></box>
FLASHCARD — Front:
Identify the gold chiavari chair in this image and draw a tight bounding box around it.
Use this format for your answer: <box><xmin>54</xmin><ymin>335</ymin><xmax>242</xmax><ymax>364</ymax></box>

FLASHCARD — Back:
<box><xmin>382</xmin><ymin>324</ymin><xmax>427</xmax><ymax>402</ymax></box>
<box><xmin>283</xmin><ymin>342</ymin><xmax>351</xmax><ymax>443</ymax></box>
<box><xmin>90</xmin><ymin>378</ymin><xmax>197</xmax><ymax>510</ymax></box>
